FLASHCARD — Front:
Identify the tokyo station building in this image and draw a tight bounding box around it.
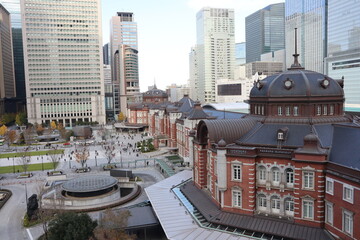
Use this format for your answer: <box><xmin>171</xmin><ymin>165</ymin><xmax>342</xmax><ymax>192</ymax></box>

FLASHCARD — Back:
<box><xmin>186</xmin><ymin>56</ymin><xmax>360</xmax><ymax>240</ymax></box>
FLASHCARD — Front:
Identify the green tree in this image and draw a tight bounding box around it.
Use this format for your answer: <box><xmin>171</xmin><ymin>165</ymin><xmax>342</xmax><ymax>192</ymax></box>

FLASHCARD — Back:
<box><xmin>15</xmin><ymin>112</ymin><xmax>27</xmax><ymax>126</ymax></box>
<box><xmin>47</xmin><ymin>212</ymin><xmax>97</xmax><ymax>240</ymax></box>
<box><xmin>0</xmin><ymin>113</ymin><xmax>16</xmax><ymax>125</ymax></box>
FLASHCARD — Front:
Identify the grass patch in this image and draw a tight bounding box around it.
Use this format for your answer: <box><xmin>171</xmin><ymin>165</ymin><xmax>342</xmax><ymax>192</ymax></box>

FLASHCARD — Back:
<box><xmin>0</xmin><ymin>149</ymin><xmax>64</xmax><ymax>159</ymax></box>
<box><xmin>0</xmin><ymin>162</ymin><xmax>58</xmax><ymax>174</ymax></box>
<box><xmin>165</xmin><ymin>155</ymin><xmax>181</xmax><ymax>160</ymax></box>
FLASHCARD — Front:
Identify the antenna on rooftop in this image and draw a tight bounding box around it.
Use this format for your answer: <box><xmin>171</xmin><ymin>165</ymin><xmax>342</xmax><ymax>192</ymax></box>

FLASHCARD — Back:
<box><xmin>289</xmin><ymin>28</ymin><xmax>304</xmax><ymax>70</ymax></box>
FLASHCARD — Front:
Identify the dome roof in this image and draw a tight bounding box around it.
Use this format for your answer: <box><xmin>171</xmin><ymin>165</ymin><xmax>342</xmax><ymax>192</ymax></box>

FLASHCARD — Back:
<box><xmin>143</xmin><ymin>87</ymin><xmax>168</xmax><ymax>98</ymax></box>
<box><xmin>250</xmin><ymin>69</ymin><xmax>344</xmax><ymax>98</ymax></box>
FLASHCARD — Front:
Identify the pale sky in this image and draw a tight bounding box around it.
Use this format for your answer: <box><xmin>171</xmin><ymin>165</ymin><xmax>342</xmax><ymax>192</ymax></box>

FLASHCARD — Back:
<box><xmin>102</xmin><ymin>0</ymin><xmax>284</xmax><ymax>92</ymax></box>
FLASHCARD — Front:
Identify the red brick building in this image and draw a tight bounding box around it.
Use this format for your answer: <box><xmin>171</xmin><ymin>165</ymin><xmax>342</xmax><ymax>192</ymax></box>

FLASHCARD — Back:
<box><xmin>190</xmin><ymin>58</ymin><xmax>360</xmax><ymax>239</ymax></box>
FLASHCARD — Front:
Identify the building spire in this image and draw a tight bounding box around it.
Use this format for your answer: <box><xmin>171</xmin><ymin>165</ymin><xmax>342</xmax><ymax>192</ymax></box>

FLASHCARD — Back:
<box><xmin>153</xmin><ymin>77</ymin><xmax>157</xmax><ymax>89</ymax></box>
<box><xmin>288</xmin><ymin>28</ymin><xmax>304</xmax><ymax>70</ymax></box>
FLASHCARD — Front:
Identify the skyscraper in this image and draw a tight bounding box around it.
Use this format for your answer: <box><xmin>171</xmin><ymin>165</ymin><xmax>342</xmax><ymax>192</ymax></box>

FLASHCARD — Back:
<box><xmin>246</xmin><ymin>3</ymin><xmax>285</xmax><ymax>63</ymax></box>
<box><xmin>0</xmin><ymin>0</ymin><xmax>26</xmax><ymax>102</ymax></box>
<box><xmin>21</xmin><ymin>0</ymin><xmax>105</xmax><ymax>126</ymax></box>
<box><xmin>103</xmin><ymin>43</ymin><xmax>110</xmax><ymax>65</ymax></box>
<box><xmin>0</xmin><ymin>3</ymin><xmax>16</xmax><ymax>114</ymax></box>
<box><xmin>110</xmin><ymin>12</ymin><xmax>139</xmax><ymax>114</ymax></box>
<box><xmin>235</xmin><ymin>42</ymin><xmax>246</xmax><ymax>65</ymax></box>
<box><xmin>325</xmin><ymin>0</ymin><xmax>360</xmax><ymax>106</ymax></box>
<box><xmin>285</xmin><ymin>0</ymin><xmax>327</xmax><ymax>73</ymax></box>
<box><xmin>195</xmin><ymin>7</ymin><xmax>235</xmax><ymax>103</ymax></box>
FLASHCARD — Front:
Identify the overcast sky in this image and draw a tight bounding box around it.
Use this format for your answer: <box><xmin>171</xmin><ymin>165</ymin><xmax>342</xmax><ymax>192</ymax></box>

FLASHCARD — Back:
<box><xmin>102</xmin><ymin>0</ymin><xmax>284</xmax><ymax>91</ymax></box>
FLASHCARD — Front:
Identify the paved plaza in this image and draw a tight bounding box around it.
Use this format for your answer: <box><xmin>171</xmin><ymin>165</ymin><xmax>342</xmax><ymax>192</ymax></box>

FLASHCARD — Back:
<box><xmin>0</xmin><ymin>130</ymin><xmax>169</xmax><ymax>240</ymax></box>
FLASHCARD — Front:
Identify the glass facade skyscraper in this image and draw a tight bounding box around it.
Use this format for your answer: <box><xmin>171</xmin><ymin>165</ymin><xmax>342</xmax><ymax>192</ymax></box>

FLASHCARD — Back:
<box><xmin>325</xmin><ymin>0</ymin><xmax>360</xmax><ymax>105</ymax></box>
<box><xmin>0</xmin><ymin>0</ymin><xmax>26</xmax><ymax>100</ymax></box>
<box><xmin>246</xmin><ymin>3</ymin><xmax>285</xmax><ymax>63</ymax></box>
<box><xmin>235</xmin><ymin>42</ymin><xmax>246</xmax><ymax>65</ymax></box>
<box><xmin>285</xmin><ymin>0</ymin><xmax>327</xmax><ymax>73</ymax></box>
<box><xmin>21</xmin><ymin>0</ymin><xmax>105</xmax><ymax>126</ymax></box>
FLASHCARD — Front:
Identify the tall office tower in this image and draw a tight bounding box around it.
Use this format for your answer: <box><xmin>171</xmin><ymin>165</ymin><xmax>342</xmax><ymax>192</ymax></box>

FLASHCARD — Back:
<box><xmin>0</xmin><ymin>3</ymin><xmax>16</xmax><ymax>114</ymax></box>
<box><xmin>0</xmin><ymin>0</ymin><xmax>26</xmax><ymax>103</ymax></box>
<box><xmin>196</xmin><ymin>7</ymin><xmax>235</xmax><ymax>103</ymax></box>
<box><xmin>110</xmin><ymin>12</ymin><xmax>139</xmax><ymax>114</ymax></box>
<box><xmin>246</xmin><ymin>3</ymin><xmax>285</xmax><ymax>63</ymax></box>
<box><xmin>285</xmin><ymin>0</ymin><xmax>327</xmax><ymax>73</ymax></box>
<box><xmin>189</xmin><ymin>46</ymin><xmax>198</xmax><ymax>100</ymax></box>
<box><xmin>21</xmin><ymin>0</ymin><xmax>105</xmax><ymax>126</ymax></box>
<box><xmin>235</xmin><ymin>42</ymin><xmax>246</xmax><ymax>65</ymax></box>
<box><xmin>103</xmin><ymin>43</ymin><xmax>110</xmax><ymax>65</ymax></box>
<box><xmin>325</xmin><ymin>0</ymin><xmax>360</xmax><ymax>106</ymax></box>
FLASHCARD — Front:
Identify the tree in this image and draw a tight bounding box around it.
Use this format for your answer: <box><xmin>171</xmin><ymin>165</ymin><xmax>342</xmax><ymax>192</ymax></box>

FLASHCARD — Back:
<box><xmin>0</xmin><ymin>125</ymin><xmax>7</xmax><ymax>136</ymax></box>
<box><xmin>4</xmin><ymin>130</ymin><xmax>17</xmax><ymax>149</ymax></box>
<box><xmin>47</xmin><ymin>212</ymin><xmax>97</xmax><ymax>240</ymax></box>
<box><xmin>94</xmin><ymin>209</ymin><xmax>135</xmax><ymax>240</ymax></box>
<box><xmin>23</xmin><ymin>126</ymin><xmax>34</xmax><ymax>145</ymax></box>
<box><xmin>118</xmin><ymin>112</ymin><xmax>126</xmax><ymax>122</ymax></box>
<box><xmin>36</xmin><ymin>123</ymin><xmax>44</xmax><ymax>135</ymax></box>
<box><xmin>0</xmin><ymin>113</ymin><xmax>16</xmax><ymax>125</ymax></box>
<box><xmin>50</xmin><ymin>121</ymin><xmax>57</xmax><ymax>130</ymax></box>
<box><xmin>74</xmin><ymin>147</ymin><xmax>89</xmax><ymax>168</ymax></box>
<box><xmin>18</xmin><ymin>150</ymin><xmax>30</xmax><ymax>173</ymax></box>
<box><xmin>48</xmin><ymin>148</ymin><xmax>60</xmax><ymax>170</ymax></box>
<box><xmin>15</xmin><ymin>112</ymin><xmax>27</xmax><ymax>126</ymax></box>
<box><xmin>57</xmin><ymin>123</ymin><xmax>67</xmax><ymax>140</ymax></box>
<box><xmin>102</xmin><ymin>142</ymin><xmax>116</xmax><ymax>164</ymax></box>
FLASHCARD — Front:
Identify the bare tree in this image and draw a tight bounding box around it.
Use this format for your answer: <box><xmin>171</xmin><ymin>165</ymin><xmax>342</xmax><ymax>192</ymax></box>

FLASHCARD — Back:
<box><xmin>4</xmin><ymin>130</ymin><xmax>17</xmax><ymax>149</ymax></box>
<box><xmin>23</xmin><ymin>127</ymin><xmax>35</xmax><ymax>145</ymax></box>
<box><xmin>93</xmin><ymin>209</ymin><xmax>135</xmax><ymax>240</ymax></box>
<box><xmin>17</xmin><ymin>148</ymin><xmax>30</xmax><ymax>173</ymax></box>
<box><xmin>73</xmin><ymin>147</ymin><xmax>89</xmax><ymax>168</ymax></box>
<box><xmin>47</xmin><ymin>147</ymin><xmax>60</xmax><ymax>170</ymax></box>
<box><xmin>102</xmin><ymin>142</ymin><xmax>116</xmax><ymax>165</ymax></box>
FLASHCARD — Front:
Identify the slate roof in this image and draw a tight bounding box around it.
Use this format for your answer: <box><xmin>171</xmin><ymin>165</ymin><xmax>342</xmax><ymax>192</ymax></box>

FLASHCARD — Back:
<box><xmin>250</xmin><ymin>69</ymin><xmax>344</xmax><ymax>98</ymax></box>
<box><xmin>180</xmin><ymin>182</ymin><xmax>334</xmax><ymax>240</ymax></box>
<box><xmin>329</xmin><ymin>123</ymin><xmax>360</xmax><ymax>170</ymax></box>
<box><xmin>204</xmin><ymin>109</ymin><xmax>245</xmax><ymax>119</ymax></box>
<box><xmin>178</xmin><ymin>96</ymin><xmax>194</xmax><ymax>113</ymax></box>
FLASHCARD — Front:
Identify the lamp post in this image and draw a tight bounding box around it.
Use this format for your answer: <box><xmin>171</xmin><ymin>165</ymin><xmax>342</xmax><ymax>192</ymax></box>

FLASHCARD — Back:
<box><xmin>41</xmin><ymin>156</ymin><xmax>44</xmax><ymax>171</ymax></box>
<box><xmin>12</xmin><ymin>157</ymin><xmax>15</xmax><ymax>173</ymax></box>
<box><xmin>24</xmin><ymin>183</ymin><xmax>28</xmax><ymax>205</ymax></box>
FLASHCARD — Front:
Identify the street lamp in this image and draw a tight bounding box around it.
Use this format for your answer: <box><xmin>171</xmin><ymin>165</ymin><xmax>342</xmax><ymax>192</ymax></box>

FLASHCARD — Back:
<box><xmin>24</xmin><ymin>183</ymin><xmax>28</xmax><ymax>205</ymax></box>
<box><xmin>41</xmin><ymin>156</ymin><xmax>44</xmax><ymax>171</ymax></box>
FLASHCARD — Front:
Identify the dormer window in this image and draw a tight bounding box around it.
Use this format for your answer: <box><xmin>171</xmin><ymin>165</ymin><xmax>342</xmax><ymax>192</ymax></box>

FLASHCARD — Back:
<box><xmin>278</xmin><ymin>132</ymin><xmax>284</xmax><ymax>140</ymax></box>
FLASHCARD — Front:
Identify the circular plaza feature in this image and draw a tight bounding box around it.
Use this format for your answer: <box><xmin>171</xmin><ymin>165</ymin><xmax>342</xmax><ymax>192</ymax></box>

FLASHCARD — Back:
<box><xmin>62</xmin><ymin>175</ymin><xmax>118</xmax><ymax>197</ymax></box>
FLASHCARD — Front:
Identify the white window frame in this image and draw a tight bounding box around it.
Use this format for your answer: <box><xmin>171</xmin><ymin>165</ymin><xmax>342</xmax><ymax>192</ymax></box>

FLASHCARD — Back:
<box><xmin>326</xmin><ymin>178</ymin><xmax>334</xmax><ymax>195</ymax></box>
<box><xmin>258</xmin><ymin>166</ymin><xmax>266</xmax><ymax>182</ymax></box>
<box><xmin>343</xmin><ymin>185</ymin><xmax>354</xmax><ymax>204</ymax></box>
<box><xmin>343</xmin><ymin>210</ymin><xmax>353</xmax><ymax>236</ymax></box>
<box><xmin>316</xmin><ymin>105</ymin><xmax>321</xmax><ymax>116</ymax></box>
<box><xmin>258</xmin><ymin>195</ymin><xmax>267</xmax><ymax>211</ymax></box>
<box><xmin>302</xmin><ymin>199</ymin><xmax>314</xmax><ymax>219</ymax></box>
<box><xmin>329</xmin><ymin>104</ymin><xmax>334</xmax><ymax>115</ymax></box>
<box><xmin>323</xmin><ymin>105</ymin><xmax>328</xmax><ymax>115</ymax></box>
<box><xmin>285</xmin><ymin>106</ymin><xmax>290</xmax><ymax>116</ymax></box>
<box><xmin>277</xmin><ymin>106</ymin><xmax>282</xmax><ymax>116</ymax></box>
<box><xmin>286</xmin><ymin>169</ymin><xmax>294</xmax><ymax>185</ymax></box>
<box><xmin>285</xmin><ymin>199</ymin><xmax>294</xmax><ymax>216</ymax></box>
<box><xmin>271</xmin><ymin>197</ymin><xmax>280</xmax><ymax>214</ymax></box>
<box><xmin>325</xmin><ymin>202</ymin><xmax>333</xmax><ymax>225</ymax></box>
<box><xmin>232</xmin><ymin>164</ymin><xmax>242</xmax><ymax>181</ymax></box>
<box><xmin>272</xmin><ymin>168</ymin><xmax>280</xmax><ymax>186</ymax></box>
<box><xmin>232</xmin><ymin>190</ymin><xmax>242</xmax><ymax>208</ymax></box>
<box><xmin>293</xmin><ymin>106</ymin><xmax>299</xmax><ymax>116</ymax></box>
<box><xmin>303</xmin><ymin>171</ymin><xmax>314</xmax><ymax>190</ymax></box>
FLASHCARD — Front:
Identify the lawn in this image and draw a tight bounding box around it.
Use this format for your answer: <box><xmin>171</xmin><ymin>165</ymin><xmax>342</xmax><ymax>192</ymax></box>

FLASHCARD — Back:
<box><xmin>0</xmin><ymin>149</ymin><xmax>64</xmax><ymax>159</ymax></box>
<box><xmin>0</xmin><ymin>162</ymin><xmax>58</xmax><ymax>174</ymax></box>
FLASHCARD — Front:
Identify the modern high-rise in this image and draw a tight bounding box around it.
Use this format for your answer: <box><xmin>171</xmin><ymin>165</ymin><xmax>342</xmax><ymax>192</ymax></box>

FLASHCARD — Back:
<box><xmin>0</xmin><ymin>0</ymin><xmax>26</xmax><ymax>102</ymax></box>
<box><xmin>246</xmin><ymin>3</ymin><xmax>285</xmax><ymax>63</ymax></box>
<box><xmin>189</xmin><ymin>46</ymin><xmax>198</xmax><ymax>100</ymax></box>
<box><xmin>235</xmin><ymin>42</ymin><xmax>246</xmax><ymax>65</ymax></box>
<box><xmin>285</xmin><ymin>0</ymin><xmax>327</xmax><ymax>73</ymax></box>
<box><xmin>195</xmin><ymin>7</ymin><xmax>235</xmax><ymax>103</ymax></box>
<box><xmin>103</xmin><ymin>43</ymin><xmax>110</xmax><ymax>65</ymax></box>
<box><xmin>325</xmin><ymin>0</ymin><xmax>360</xmax><ymax>106</ymax></box>
<box><xmin>110</xmin><ymin>12</ymin><xmax>139</xmax><ymax>115</ymax></box>
<box><xmin>21</xmin><ymin>0</ymin><xmax>105</xmax><ymax>126</ymax></box>
<box><xmin>0</xmin><ymin>3</ymin><xmax>16</xmax><ymax>114</ymax></box>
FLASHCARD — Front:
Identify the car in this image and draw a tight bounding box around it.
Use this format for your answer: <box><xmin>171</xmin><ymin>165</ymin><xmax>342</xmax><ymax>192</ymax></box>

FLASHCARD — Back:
<box><xmin>44</xmin><ymin>143</ymin><xmax>52</xmax><ymax>148</ymax></box>
<box><xmin>75</xmin><ymin>167</ymin><xmax>91</xmax><ymax>173</ymax></box>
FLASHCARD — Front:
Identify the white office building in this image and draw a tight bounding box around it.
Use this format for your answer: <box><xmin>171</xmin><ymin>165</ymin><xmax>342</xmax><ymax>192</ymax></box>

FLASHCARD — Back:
<box><xmin>195</xmin><ymin>7</ymin><xmax>235</xmax><ymax>103</ymax></box>
<box><xmin>21</xmin><ymin>0</ymin><xmax>105</xmax><ymax>126</ymax></box>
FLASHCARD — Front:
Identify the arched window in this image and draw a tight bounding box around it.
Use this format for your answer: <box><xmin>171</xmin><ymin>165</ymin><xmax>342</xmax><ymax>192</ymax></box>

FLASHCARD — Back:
<box><xmin>257</xmin><ymin>194</ymin><xmax>267</xmax><ymax>211</ymax></box>
<box><xmin>258</xmin><ymin>166</ymin><xmax>266</xmax><ymax>182</ymax></box>
<box><xmin>284</xmin><ymin>198</ymin><xmax>294</xmax><ymax>216</ymax></box>
<box><xmin>285</xmin><ymin>168</ymin><xmax>294</xmax><ymax>186</ymax></box>
<box><xmin>271</xmin><ymin>196</ymin><xmax>280</xmax><ymax>214</ymax></box>
<box><xmin>271</xmin><ymin>167</ymin><xmax>280</xmax><ymax>186</ymax></box>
